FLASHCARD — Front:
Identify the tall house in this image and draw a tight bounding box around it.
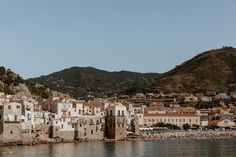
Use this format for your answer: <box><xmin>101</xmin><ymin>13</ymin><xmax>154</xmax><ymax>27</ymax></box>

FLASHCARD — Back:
<box><xmin>0</xmin><ymin>102</ymin><xmax>22</xmax><ymax>143</ymax></box>
<box><xmin>105</xmin><ymin>103</ymin><xmax>127</xmax><ymax>140</ymax></box>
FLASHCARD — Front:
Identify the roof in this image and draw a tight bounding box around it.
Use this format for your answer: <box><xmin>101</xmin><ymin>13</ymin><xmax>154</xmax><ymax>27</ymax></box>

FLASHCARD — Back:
<box><xmin>144</xmin><ymin>113</ymin><xmax>198</xmax><ymax>117</ymax></box>
<box><xmin>208</xmin><ymin>120</ymin><xmax>221</xmax><ymax>126</ymax></box>
<box><xmin>83</xmin><ymin>102</ymin><xmax>99</xmax><ymax>107</ymax></box>
<box><xmin>34</xmin><ymin>108</ymin><xmax>46</xmax><ymax>112</ymax></box>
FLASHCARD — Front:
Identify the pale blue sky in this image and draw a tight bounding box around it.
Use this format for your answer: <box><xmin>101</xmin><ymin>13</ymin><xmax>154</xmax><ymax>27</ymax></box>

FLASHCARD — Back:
<box><xmin>0</xmin><ymin>0</ymin><xmax>236</xmax><ymax>78</ymax></box>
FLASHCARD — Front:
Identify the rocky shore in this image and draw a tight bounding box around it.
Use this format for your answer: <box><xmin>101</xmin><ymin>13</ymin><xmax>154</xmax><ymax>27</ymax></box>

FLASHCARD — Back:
<box><xmin>128</xmin><ymin>130</ymin><xmax>236</xmax><ymax>141</ymax></box>
<box><xmin>1</xmin><ymin>130</ymin><xmax>236</xmax><ymax>147</ymax></box>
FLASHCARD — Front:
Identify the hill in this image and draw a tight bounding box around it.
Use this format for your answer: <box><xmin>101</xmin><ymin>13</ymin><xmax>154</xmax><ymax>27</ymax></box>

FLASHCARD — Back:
<box><xmin>0</xmin><ymin>66</ymin><xmax>24</xmax><ymax>95</ymax></box>
<box><xmin>0</xmin><ymin>66</ymin><xmax>50</xmax><ymax>98</ymax></box>
<box><xmin>27</xmin><ymin>67</ymin><xmax>161</xmax><ymax>98</ymax></box>
<box><xmin>152</xmin><ymin>47</ymin><xmax>236</xmax><ymax>93</ymax></box>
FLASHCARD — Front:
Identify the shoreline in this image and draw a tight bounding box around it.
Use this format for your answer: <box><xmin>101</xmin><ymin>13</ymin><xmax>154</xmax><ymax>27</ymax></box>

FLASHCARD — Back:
<box><xmin>1</xmin><ymin>130</ymin><xmax>236</xmax><ymax>147</ymax></box>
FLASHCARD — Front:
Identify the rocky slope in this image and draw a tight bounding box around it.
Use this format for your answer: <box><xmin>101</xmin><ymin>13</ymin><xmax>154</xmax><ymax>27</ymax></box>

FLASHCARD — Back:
<box><xmin>0</xmin><ymin>66</ymin><xmax>50</xmax><ymax>98</ymax></box>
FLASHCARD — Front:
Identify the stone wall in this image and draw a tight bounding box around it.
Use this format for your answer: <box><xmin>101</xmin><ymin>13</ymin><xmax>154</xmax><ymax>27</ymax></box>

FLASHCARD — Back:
<box><xmin>2</xmin><ymin>123</ymin><xmax>22</xmax><ymax>143</ymax></box>
<box><xmin>60</xmin><ymin>131</ymin><xmax>74</xmax><ymax>142</ymax></box>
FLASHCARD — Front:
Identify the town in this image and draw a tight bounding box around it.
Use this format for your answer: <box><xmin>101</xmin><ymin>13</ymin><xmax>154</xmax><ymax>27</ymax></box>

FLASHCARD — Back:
<box><xmin>0</xmin><ymin>91</ymin><xmax>236</xmax><ymax>146</ymax></box>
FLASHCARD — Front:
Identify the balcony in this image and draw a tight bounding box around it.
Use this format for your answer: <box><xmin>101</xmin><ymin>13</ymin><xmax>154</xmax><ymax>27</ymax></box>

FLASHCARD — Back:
<box><xmin>4</xmin><ymin>120</ymin><xmax>20</xmax><ymax>123</ymax></box>
<box><xmin>89</xmin><ymin>121</ymin><xmax>95</xmax><ymax>125</ymax></box>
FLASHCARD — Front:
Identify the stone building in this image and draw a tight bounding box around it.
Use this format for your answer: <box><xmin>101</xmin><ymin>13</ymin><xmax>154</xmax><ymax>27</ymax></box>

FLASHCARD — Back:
<box><xmin>0</xmin><ymin>102</ymin><xmax>24</xmax><ymax>143</ymax></box>
<box><xmin>75</xmin><ymin>115</ymin><xmax>104</xmax><ymax>140</ymax></box>
<box><xmin>143</xmin><ymin>113</ymin><xmax>201</xmax><ymax>127</ymax></box>
<box><xmin>105</xmin><ymin>103</ymin><xmax>127</xmax><ymax>140</ymax></box>
<box><xmin>72</xmin><ymin>102</ymin><xmax>104</xmax><ymax>140</ymax></box>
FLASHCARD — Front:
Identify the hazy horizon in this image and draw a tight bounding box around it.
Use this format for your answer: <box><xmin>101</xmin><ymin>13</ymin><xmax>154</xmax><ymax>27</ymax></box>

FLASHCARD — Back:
<box><xmin>0</xmin><ymin>0</ymin><xmax>236</xmax><ymax>79</ymax></box>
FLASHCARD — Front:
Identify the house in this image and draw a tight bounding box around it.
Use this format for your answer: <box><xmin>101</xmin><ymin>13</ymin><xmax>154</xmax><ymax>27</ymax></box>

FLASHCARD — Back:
<box><xmin>73</xmin><ymin>102</ymin><xmax>104</xmax><ymax>140</ymax></box>
<box><xmin>75</xmin><ymin>115</ymin><xmax>104</xmax><ymax>140</ymax></box>
<box><xmin>209</xmin><ymin>119</ymin><xmax>235</xmax><ymax>128</ymax></box>
<box><xmin>32</xmin><ymin>108</ymin><xmax>51</xmax><ymax>140</ymax></box>
<box><xmin>105</xmin><ymin>103</ymin><xmax>127</xmax><ymax>140</ymax></box>
<box><xmin>214</xmin><ymin>93</ymin><xmax>230</xmax><ymax>100</ymax></box>
<box><xmin>143</xmin><ymin>113</ymin><xmax>201</xmax><ymax>127</ymax></box>
<box><xmin>0</xmin><ymin>102</ymin><xmax>24</xmax><ymax>143</ymax></box>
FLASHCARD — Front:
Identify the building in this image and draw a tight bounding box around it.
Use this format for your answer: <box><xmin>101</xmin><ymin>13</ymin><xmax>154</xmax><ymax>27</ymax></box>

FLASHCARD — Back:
<box><xmin>75</xmin><ymin>115</ymin><xmax>104</xmax><ymax>140</ymax></box>
<box><xmin>105</xmin><ymin>103</ymin><xmax>127</xmax><ymax>140</ymax></box>
<box><xmin>143</xmin><ymin>113</ymin><xmax>201</xmax><ymax>127</ymax></box>
<box><xmin>72</xmin><ymin>102</ymin><xmax>104</xmax><ymax>140</ymax></box>
<box><xmin>0</xmin><ymin>102</ymin><xmax>26</xmax><ymax>143</ymax></box>
<box><xmin>209</xmin><ymin>119</ymin><xmax>236</xmax><ymax>128</ymax></box>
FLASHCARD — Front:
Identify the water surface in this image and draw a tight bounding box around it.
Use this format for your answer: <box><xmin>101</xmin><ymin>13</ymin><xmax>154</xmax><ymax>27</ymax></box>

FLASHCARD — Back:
<box><xmin>0</xmin><ymin>140</ymin><xmax>236</xmax><ymax>157</ymax></box>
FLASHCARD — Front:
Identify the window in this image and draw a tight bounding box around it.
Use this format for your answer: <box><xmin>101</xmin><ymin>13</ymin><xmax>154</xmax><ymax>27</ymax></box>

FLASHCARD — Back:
<box><xmin>84</xmin><ymin>132</ymin><xmax>86</xmax><ymax>136</ymax></box>
<box><xmin>10</xmin><ymin>131</ymin><xmax>13</xmax><ymax>134</ymax></box>
<box><xmin>8</xmin><ymin>106</ymin><xmax>11</xmax><ymax>110</ymax></box>
<box><xmin>183</xmin><ymin>119</ymin><xmax>185</xmax><ymax>122</ymax></box>
<box><xmin>122</xmin><ymin>111</ymin><xmax>124</xmax><ymax>116</ymax></box>
<box><xmin>118</xmin><ymin>110</ymin><xmax>120</xmax><ymax>116</ymax></box>
<box><xmin>27</xmin><ymin>114</ymin><xmax>31</xmax><ymax>121</ymax></box>
<box><xmin>110</xmin><ymin>110</ymin><xmax>113</xmax><ymax>116</ymax></box>
<box><xmin>189</xmin><ymin>119</ymin><xmax>191</xmax><ymax>122</ymax></box>
<box><xmin>16</xmin><ymin>105</ymin><xmax>20</xmax><ymax>109</ymax></box>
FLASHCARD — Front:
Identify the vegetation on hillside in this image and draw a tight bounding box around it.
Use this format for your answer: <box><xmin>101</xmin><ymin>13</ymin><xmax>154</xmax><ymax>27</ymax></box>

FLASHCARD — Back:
<box><xmin>152</xmin><ymin>47</ymin><xmax>236</xmax><ymax>93</ymax></box>
<box><xmin>0</xmin><ymin>66</ymin><xmax>24</xmax><ymax>94</ymax></box>
<box><xmin>27</xmin><ymin>67</ymin><xmax>161</xmax><ymax>98</ymax></box>
<box><xmin>0</xmin><ymin>66</ymin><xmax>50</xmax><ymax>98</ymax></box>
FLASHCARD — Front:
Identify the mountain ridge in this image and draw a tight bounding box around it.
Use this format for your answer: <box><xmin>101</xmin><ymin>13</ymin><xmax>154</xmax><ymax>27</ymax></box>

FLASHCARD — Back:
<box><xmin>27</xmin><ymin>66</ymin><xmax>161</xmax><ymax>98</ymax></box>
<box><xmin>153</xmin><ymin>47</ymin><xmax>236</xmax><ymax>93</ymax></box>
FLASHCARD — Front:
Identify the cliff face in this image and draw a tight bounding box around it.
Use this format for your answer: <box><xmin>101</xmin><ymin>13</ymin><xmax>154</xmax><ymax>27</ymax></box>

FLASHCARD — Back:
<box><xmin>0</xmin><ymin>66</ymin><xmax>24</xmax><ymax>95</ymax></box>
<box><xmin>0</xmin><ymin>66</ymin><xmax>49</xmax><ymax>98</ymax></box>
<box><xmin>153</xmin><ymin>47</ymin><xmax>236</xmax><ymax>93</ymax></box>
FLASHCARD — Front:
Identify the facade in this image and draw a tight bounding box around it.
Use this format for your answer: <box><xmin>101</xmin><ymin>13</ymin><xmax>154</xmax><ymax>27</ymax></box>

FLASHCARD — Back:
<box><xmin>105</xmin><ymin>103</ymin><xmax>127</xmax><ymax>140</ymax></box>
<box><xmin>144</xmin><ymin>113</ymin><xmax>201</xmax><ymax>127</ymax></box>
<box><xmin>0</xmin><ymin>102</ymin><xmax>26</xmax><ymax>143</ymax></box>
<box><xmin>75</xmin><ymin>115</ymin><xmax>104</xmax><ymax>140</ymax></box>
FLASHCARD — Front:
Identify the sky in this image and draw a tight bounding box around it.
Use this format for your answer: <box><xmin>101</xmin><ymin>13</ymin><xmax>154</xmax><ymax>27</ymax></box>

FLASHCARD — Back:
<box><xmin>0</xmin><ymin>0</ymin><xmax>236</xmax><ymax>79</ymax></box>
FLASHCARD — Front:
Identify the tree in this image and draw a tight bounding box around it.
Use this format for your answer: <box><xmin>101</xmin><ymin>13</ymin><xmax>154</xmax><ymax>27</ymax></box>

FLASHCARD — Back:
<box><xmin>183</xmin><ymin>123</ymin><xmax>191</xmax><ymax>130</ymax></box>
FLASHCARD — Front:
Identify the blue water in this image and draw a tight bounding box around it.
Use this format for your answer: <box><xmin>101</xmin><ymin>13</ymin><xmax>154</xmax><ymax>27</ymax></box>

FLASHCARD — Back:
<box><xmin>0</xmin><ymin>140</ymin><xmax>236</xmax><ymax>157</ymax></box>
